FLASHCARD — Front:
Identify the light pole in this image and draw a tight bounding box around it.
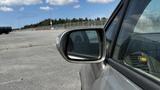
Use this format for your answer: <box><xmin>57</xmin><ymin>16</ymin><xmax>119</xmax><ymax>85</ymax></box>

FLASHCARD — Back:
<box><xmin>49</xmin><ymin>9</ymin><xmax>54</xmax><ymax>30</ymax></box>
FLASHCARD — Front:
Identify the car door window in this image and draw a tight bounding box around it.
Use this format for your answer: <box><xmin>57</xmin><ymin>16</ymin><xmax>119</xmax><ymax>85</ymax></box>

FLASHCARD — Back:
<box><xmin>114</xmin><ymin>0</ymin><xmax>160</xmax><ymax>79</ymax></box>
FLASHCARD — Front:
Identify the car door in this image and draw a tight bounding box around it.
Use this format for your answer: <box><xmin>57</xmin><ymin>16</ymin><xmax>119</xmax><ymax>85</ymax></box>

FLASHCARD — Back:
<box><xmin>81</xmin><ymin>0</ymin><xmax>160</xmax><ymax>90</ymax></box>
<box><xmin>97</xmin><ymin>0</ymin><xmax>160</xmax><ymax>90</ymax></box>
<box><xmin>110</xmin><ymin>0</ymin><xmax>160</xmax><ymax>89</ymax></box>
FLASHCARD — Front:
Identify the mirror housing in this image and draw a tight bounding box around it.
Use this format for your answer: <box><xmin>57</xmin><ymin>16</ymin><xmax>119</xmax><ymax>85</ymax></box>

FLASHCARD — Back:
<box><xmin>56</xmin><ymin>28</ymin><xmax>106</xmax><ymax>64</ymax></box>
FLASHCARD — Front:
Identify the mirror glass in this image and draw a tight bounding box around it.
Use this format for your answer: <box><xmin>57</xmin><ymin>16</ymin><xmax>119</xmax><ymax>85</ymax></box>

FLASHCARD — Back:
<box><xmin>67</xmin><ymin>30</ymin><xmax>101</xmax><ymax>60</ymax></box>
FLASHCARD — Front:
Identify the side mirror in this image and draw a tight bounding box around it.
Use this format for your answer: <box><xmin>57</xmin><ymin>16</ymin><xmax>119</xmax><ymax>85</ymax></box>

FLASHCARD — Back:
<box><xmin>56</xmin><ymin>28</ymin><xmax>106</xmax><ymax>64</ymax></box>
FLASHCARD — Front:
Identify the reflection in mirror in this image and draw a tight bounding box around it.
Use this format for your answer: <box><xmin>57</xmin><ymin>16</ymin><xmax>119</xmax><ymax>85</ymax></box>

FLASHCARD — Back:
<box><xmin>67</xmin><ymin>30</ymin><xmax>101</xmax><ymax>60</ymax></box>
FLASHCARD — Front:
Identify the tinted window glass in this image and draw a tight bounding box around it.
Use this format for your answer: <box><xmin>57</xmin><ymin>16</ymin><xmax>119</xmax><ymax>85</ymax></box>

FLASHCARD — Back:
<box><xmin>105</xmin><ymin>3</ymin><xmax>123</xmax><ymax>54</ymax></box>
<box><xmin>86</xmin><ymin>31</ymin><xmax>99</xmax><ymax>43</ymax></box>
<box><xmin>68</xmin><ymin>30</ymin><xmax>100</xmax><ymax>58</ymax></box>
<box><xmin>114</xmin><ymin>0</ymin><xmax>160</xmax><ymax>79</ymax></box>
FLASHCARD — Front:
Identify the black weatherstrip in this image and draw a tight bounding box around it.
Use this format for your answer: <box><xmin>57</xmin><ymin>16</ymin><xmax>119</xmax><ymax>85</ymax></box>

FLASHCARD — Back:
<box><xmin>108</xmin><ymin>59</ymin><xmax>160</xmax><ymax>90</ymax></box>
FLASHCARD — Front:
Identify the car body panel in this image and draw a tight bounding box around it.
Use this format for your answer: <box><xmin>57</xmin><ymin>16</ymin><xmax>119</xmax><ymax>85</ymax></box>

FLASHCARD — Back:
<box><xmin>0</xmin><ymin>27</ymin><xmax>12</xmax><ymax>34</ymax></box>
<box><xmin>80</xmin><ymin>63</ymin><xmax>142</xmax><ymax>90</ymax></box>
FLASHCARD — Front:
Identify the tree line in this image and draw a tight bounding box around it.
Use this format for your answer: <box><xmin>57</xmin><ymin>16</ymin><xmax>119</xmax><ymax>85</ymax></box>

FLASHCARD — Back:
<box><xmin>22</xmin><ymin>17</ymin><xmax>108</xmax><ymax>29</ymax></box>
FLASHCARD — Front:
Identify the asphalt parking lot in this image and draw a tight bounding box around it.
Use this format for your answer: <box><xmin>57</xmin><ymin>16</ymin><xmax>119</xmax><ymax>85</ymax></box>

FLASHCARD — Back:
<box><xmin>0</xmin><ymin>30</ymin><xmax>81</xmax><ymax>90</ymax></box>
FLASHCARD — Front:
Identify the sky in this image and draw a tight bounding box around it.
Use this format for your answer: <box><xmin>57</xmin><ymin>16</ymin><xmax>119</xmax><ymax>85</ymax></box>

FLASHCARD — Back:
<box><xmin>0</xmin><ymin>0</ymin><xmax>120</xmax><ymax>28</ymax></box>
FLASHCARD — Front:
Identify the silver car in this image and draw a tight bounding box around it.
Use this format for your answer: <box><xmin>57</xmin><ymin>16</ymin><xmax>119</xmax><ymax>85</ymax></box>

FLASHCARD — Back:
<box><xmin>57</xmin><ymin>0</ymin><xmax>160</xmax><ymax>90</ymax></box>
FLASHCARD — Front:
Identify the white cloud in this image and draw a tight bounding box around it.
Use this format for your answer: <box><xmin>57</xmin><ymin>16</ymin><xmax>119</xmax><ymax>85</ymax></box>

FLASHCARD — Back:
<box><xmin>73</xmin><ymin>4</ymin><xmax>80</xmax><ymax>8</ymax></box>
<box><xmin>0</xmin><ymin>6</ymin><xmax>13</xmax><ymax>12</ymax></box>
<box><xmin>87</xmin><ymin>0</ymin><xmax>114</xmax><ymax>4</ymax></box>
<box><xmin>40</xmin><ymin>6</ymin><xmax>53</xmax><ymax>11</ymax></box>
<box><xmin>46</xmin><ymin>0</ymin><xmax>78</xmax><ymax>6</ymax></box>
<box><xmin>0</xmin><ymin>0</ymin><xmax>42</xmax><ymax>6</ymax></box>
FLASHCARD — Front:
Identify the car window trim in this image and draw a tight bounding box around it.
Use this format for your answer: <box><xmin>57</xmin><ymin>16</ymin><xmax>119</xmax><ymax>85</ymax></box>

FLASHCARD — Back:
<box><xmin>104</xmin><ymin>0</ymin><xmax>123</xmax><ymax>31</ymax></box>
<box><xmin>109</xmin><ymin>0</ymin><xmax>130</xmax><ymax>58</ymax></box>
<box><xmin>104</xmin><ymin>0</ymin><xmax>125</xmax><ymax>58</ymax></box>
<box><xmin>108</xmin><ymin>58</ymin><xmax>160</xmax><ymax>90</ymax></box>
